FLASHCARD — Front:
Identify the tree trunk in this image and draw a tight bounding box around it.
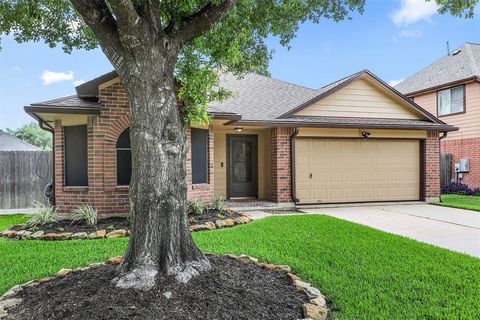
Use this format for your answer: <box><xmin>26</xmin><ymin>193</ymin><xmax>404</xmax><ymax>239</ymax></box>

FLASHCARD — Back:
<box><xmin>112</xmin><ymin>60</ymin><xmax>210</xmax><ymax>290</ymax></box>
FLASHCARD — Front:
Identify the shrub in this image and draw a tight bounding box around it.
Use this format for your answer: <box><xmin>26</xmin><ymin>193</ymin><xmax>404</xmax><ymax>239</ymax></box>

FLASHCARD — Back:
<box><xmin>441</xmin><ymin>182</ymin><xmax>480</xmax><ymax>196</ymax></box>
<box><xmin>211</xmin><ymin>196</ymin><xmax>226</xmax><ymax>211</ymax></box>
<box><xmin>71</xmin><ymin>204</ymin><xmax>97</xmax><ymax>227</ymax></box>
<box><xmin>26</xmin><ymin>202</ymin><xmax>58</xmax><ymax>228</ymax></box>
<box><xmin>187</xmin><ymin>199</ymin><xmax>205</xmax><ymax>216</ymax></box>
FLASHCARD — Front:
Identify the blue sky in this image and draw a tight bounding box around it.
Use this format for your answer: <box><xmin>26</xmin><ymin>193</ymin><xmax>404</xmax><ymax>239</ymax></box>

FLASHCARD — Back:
<box><xmin>0</xmin><ymin>0</ymin><xmax>479</xmax><ymax>130</ymax></box>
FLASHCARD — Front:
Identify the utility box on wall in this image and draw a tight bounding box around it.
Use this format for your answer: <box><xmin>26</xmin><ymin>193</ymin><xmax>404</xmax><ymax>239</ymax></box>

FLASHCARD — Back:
<box><xmin>460</xmin><ymin>159</ymin><xmax>470</xmax><ymax>172</ymax></box>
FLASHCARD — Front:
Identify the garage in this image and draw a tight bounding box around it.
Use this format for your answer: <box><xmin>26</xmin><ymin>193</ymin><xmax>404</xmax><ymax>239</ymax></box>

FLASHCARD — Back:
<box><xmin>295</xmin><ymin>138</ymin><xmax>421</xmax><ymax>204</ymax></box>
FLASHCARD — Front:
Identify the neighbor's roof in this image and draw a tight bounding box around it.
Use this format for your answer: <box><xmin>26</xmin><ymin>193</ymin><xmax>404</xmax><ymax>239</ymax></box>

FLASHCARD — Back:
<box><xmin>0</xmin><ymin>130</ymin><xmax>42</xmax><ymax>151</ymax></box>
<box><xmin>395</xmin><ymin>42</ymin><xmax>480</xmax><ymax>95</ymax></box>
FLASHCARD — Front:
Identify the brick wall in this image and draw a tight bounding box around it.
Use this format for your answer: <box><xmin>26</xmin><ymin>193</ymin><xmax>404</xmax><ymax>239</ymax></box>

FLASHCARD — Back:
<box><xmin>425</xmin><ymin>130</ymin><xmax>440</xmax><ymax>201</ymax></box>
<box><xmin>441</xmin><ymin>137</ymin><xmax>480</xmax><ymax>188</ymax></box>
<box><xmin>271</xmin><ymin>127</ymin><xmax>294</xmax><ymax>203</ymax></box>
<box><xmin>54</xmin><ymin>82</ymin><xmax>214</xmax><ymax>216</ymax></box>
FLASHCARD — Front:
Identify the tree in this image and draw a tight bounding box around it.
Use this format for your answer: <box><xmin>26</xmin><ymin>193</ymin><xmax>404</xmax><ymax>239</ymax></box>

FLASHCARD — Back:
<box><xmin>7</xmin><ymin>122</ymin><xmax>52</xmax><ymax>150</ymax></box>
<box><xmin>0</xmin><ymin>0</ymin><xmax>477</xmax><ymax>290</ymax></box>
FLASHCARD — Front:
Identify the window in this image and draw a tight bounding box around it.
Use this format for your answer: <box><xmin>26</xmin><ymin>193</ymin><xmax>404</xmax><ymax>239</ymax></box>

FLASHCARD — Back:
<box><xmin>437</xmin><ymin>86</ymin><xmax>465</xmax><ymax>116</ymax></box>
<box><xmin>191</xmin><ymin>128</ymin><xmax>208</xmax><ymax>184</ymax></box>
<box><xmin>64</xmin><ymin>125</ymin><xmax>88</xmax><ymax>186</ymax></box>
<box><xmin>116</xmin><ymin>128</ymin><xmax>132</xmax><ymax>186</ymax></box>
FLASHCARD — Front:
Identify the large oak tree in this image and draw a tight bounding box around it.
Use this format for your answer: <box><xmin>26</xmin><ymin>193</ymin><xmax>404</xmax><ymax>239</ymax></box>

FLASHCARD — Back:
<box><xmin>0</xmin><ymin>0</ymin><xmax>476</xmax><ymax>290</ymax></box>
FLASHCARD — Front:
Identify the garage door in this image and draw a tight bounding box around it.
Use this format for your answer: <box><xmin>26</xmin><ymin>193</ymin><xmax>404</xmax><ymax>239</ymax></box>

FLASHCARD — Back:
<box><xmin>295</xmin><ymin>138</ymin><xmax>420</xmax><ymax>204</ymax></box>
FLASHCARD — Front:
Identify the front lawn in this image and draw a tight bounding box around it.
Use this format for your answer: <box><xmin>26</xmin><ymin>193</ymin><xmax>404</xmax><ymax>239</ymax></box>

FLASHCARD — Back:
<box><xmin>435</xmin><ymin>194</ymin><xmax>480</xmax><ymax>212</ymax></box>
<box><xmin>0</xmin><ymin>214</ymin><xmax>30</xmax><ymax>231</ymax></box>
<box><xmin>1</xmin><ymin>215</ymin><xmax>479</xmax><ymax>319</ymax></box>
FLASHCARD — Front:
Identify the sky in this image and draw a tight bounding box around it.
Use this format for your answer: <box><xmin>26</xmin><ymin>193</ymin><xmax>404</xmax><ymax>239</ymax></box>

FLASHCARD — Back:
<box><xmin>0</xmin><ymin>0</ymin><xmax>479</xmax><ymax>130</ymax></box>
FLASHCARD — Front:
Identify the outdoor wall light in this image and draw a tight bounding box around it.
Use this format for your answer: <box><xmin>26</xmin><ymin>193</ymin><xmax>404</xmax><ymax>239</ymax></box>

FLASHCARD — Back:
<box><xmin>234</xmin><ymin>127</ymin><xmax>243</xmax><ymax>133</ymax></box>
<box><xmin>361</xmin><ymin>131</ymin><xmax>370</xmax><ymax>139</ymax></box>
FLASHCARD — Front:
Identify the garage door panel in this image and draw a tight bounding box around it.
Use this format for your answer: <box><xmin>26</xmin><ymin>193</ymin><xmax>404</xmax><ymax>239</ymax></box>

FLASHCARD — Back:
<box><xmin>295</xmin><ymin>138</ymin><xmax>420</xmax><ymax>204</ymax></box>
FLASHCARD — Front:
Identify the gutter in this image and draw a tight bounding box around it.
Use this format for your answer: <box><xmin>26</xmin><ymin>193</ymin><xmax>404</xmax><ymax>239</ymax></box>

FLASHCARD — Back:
<box><xmin>405</xmin><ymin>76</ymin><xmax>480</xmax><ymax>97</ymax></box>
<box><xmin>290</xmin><ymin>128</ymin><xmax>300</xmax><ymax>203</ymax></box>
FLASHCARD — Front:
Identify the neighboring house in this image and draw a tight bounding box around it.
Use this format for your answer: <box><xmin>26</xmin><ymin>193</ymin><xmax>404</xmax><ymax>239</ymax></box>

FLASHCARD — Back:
<box><xmin>0</xmin><ymin>130</ymin><xmax>42</xmax><ymax>151</ymax></box>
<box><xmin>24</xmin><ymin>69</ymin><xmax>456</xmax><ymax>215</ymax></box>
<box><xmin>396</xmin><ymin>42</ymin><xmax>480</xmax><ymax>187</ymax></box>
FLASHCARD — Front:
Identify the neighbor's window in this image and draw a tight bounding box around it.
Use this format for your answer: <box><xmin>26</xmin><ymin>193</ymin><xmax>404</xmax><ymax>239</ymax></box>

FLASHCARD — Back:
<box><xmin>191</xmin><ymin>128</ymin><xmax>208</xmax><ymax>184</ymax></box>
<box><xmin>64</xmin><ymin>125</ymin><xmax>88</xmax><ymax>186</ymax></box>
<box><xmin>437</xmin><ymin>86</ymin><xmax>465</xmax><ymax>116</ymax></box>
<box><xmin>116</xmin><ymin>128</ymin><xmax>132</xmax><ymax>186</ymax></box>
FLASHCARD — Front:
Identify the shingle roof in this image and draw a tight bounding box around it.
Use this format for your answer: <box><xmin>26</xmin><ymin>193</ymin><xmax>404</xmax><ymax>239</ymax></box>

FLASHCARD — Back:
<box><xmin>30</xmin><ymin>95</ymin><xmax>100</xmax><ymax>110</ymax></box>
<box><xmin>0</xmin><ymin>130</ymin><xmax>42</xmax><ymax>151</ymax></box>
<box><xmin>207</xmin><ymin>73</ymin><xmax>319</xmax><ymax>120</ymax></box>
<box><xmin>395</xmin><ymin>43</ymin><xmax>480</xmax><ymax>95</ymax></box>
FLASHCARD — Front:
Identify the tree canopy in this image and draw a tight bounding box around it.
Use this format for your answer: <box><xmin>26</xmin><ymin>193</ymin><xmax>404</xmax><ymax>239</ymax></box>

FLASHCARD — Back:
<box><xmin>7</xmin><ymin>122</ymin><xmax>52</xmax><ymax>150</ymax></box>
<box><xmin>1</xmin><ymin>0</ymin><xmax>475</xmax><ymax>124</ymax></box>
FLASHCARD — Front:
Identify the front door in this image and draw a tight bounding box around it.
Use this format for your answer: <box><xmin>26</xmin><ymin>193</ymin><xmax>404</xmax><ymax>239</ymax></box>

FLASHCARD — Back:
<box><xmin>228</xmin><ymin>135</ymin><xmax>258</xmax><ymax>198</ymax></box>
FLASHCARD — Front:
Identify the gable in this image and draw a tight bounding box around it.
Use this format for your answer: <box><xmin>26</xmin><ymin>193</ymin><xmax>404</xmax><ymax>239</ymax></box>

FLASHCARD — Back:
<box><xmin>293</xmin><ymin>77</ymin><xmax>423</xmax><ymax>120</ymax></box>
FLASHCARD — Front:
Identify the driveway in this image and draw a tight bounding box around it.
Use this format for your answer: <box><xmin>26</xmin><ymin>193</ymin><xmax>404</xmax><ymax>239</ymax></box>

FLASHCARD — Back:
<box><xmin>301</xmin><ymin>204</ymin><xmax>480</xmax><ymax>258</ymax></box>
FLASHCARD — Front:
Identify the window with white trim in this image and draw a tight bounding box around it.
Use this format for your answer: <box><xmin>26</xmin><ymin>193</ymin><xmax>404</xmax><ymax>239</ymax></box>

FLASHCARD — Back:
<box><xmin>437</xmin><ymin>86</ymin><xmax>465</xmax><ymax>116</ymax></box>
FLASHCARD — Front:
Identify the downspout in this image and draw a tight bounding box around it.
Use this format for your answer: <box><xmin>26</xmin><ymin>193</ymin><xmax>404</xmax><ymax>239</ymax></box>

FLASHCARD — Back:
<box><xmin>34</xmin><ymin>115</ymin><xmax>55</xmax><ymax>206</ymax></box>
<box><xmin>290</xmin><ymin>127</ymin><xmax>300</xmax><ymax>203</ymax></box>
<box><xmin>439</xmin><ymin>131</ymin><xmax>448</xmax><ymax>202</ymax></box>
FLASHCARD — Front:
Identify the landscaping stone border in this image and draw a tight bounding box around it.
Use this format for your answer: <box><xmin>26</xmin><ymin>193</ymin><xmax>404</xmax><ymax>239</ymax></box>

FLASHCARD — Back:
<box><xmin>0</xmin><ymin>214</ymin><xmax>253</xmax><ymax>241</ymax></box>
<box><xmin>0</xmin><ymin>252</ymin><xmax>328</xmax><ymax>320</ymax></box>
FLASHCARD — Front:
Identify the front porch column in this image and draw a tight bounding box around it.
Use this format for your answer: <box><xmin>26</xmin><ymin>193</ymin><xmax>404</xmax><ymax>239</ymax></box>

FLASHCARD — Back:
<box><xmin>271</xmin><ymin>127</ymin><xmax>294</xmax><ymax>203</ymax></box>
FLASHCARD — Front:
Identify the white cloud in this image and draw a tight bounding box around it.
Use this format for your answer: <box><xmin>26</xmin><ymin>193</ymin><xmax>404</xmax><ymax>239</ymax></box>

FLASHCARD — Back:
<box><xmin>398</xmin><ymin>27</ymin><xmax>423</xmax><ymax>38</ymax></box>
<box><xmin>73</xmin><ymin>80</ymin><xmax>85</xmax><ymax>86</ymax></box>
<box><xmin>40</xmin><ymin>70</ymin><xmax>74</xmax><ymax>85</ymax></box>
<box><xmin>391</xmin><ymin>0</ymin><xmax>439</xmax><ymax>26</ymax></box>
<box><xmin>12</xmin><ymin>66</ymin><xmax>21</xmax><ymax>72</ymax></box>
<box><xmin>388</xmin><ymin>79</ymin><xmax>405</xmax><ymax>87</ymax></box>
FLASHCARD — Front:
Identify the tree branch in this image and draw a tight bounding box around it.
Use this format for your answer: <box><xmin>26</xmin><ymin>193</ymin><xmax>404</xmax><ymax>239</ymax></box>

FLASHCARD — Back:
<box><xmin>172</xmin><ymin>0</ymin><xmax>238</xmax><ymax>47</ymax></box>
<box><xmin>70</xmin><ymin>0</ymin><xmax>126</xmax><ymax>69</ymax></box>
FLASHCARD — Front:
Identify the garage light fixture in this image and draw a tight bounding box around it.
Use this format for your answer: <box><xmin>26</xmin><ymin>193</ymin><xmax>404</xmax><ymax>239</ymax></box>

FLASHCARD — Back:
<box><xmin>234</xmin><ymin>127</ymin><xmax>243</xmax><ymax>133</ymax></box>
<box><xmin>361</xmin><ymin>131</ymin><xmax>370</xmax><ymax>139</ymax></box>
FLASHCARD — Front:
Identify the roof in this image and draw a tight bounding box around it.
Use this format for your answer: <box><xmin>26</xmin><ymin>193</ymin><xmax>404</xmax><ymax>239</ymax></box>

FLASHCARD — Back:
<box><xmin>207</xmin><ymin>73</ymin><xmax>319</xmax><ymax>120</ymax></box>
<box><xmin>0</xmin><ymin>130</ymin><xmax>42</xmax><ymax>151</ymax></box>
<box><xmin>25</xmin><ymin>69</ymin><xmax>456</xmax><ymax>132</ymax></box>
<box><xmin>395</xmin><ymin>43</ymin><xmax>480</xmax><ymax>95</ymax></box>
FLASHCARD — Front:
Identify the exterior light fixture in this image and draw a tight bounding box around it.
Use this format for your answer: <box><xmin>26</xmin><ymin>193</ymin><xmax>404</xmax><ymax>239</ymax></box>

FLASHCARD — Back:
<box><xmin>361</xmin><ymin>131</ymin><xmax>370</xmax><ymax>139</ymax></box>
<box><xmin>234</xmin><ymin>127</ymin><xmax>243</xmax><ymax>133</ymax></box>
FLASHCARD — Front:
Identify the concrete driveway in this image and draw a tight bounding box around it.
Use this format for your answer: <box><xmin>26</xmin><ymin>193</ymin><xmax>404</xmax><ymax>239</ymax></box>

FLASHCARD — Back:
<box><xmin>302</xmin><ymin>204</ymin><xmax>480</xmax><ymax>258</ymax></box>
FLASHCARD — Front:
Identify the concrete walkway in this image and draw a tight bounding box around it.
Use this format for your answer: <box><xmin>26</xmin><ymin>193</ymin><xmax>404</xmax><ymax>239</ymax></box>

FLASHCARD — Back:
<box><xmin>301</xmin><ymin>204</ymin><xmax>480</xmax><ymax>258</ymax></box>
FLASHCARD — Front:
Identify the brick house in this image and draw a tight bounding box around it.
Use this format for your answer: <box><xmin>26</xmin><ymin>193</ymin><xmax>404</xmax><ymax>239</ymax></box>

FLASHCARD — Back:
<box><xmin>396</xmin><ymin>42</ymin><xmax>480</xmax><ymax>188</ymax></box>
<box><xmin>25</xmin><ymin>69</ymin><xmax>455</xmax><ymax>216</ymax></box>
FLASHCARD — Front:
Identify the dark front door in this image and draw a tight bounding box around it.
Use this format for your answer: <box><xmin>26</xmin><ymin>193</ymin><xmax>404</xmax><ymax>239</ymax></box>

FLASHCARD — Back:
<box><xmin>228</xmin><ymin>135</ymin><xmax>258</xmax><ymax>198</ymax></box>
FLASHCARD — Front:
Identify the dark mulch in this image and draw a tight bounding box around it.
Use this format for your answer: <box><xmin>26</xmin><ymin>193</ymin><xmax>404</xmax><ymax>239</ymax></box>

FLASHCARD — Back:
<box><xmin>10</xmin><ymin>210</ymin><xmax>242</xmax><ymax>234</ymax></box>
<box><xmin>7</xmin><ymin>255</ymin><xmax>307</xmax><ymax>320</ymax></box>
<box><xmin>11</xmin><ymin>217</ymin><xmax>129</xmax><ymax>234</ymax></box>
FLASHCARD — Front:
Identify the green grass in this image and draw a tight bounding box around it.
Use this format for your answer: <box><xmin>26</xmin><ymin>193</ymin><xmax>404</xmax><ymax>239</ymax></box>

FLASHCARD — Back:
<box><xmin>434</xmin><ymin>194</ymin><xmax>480</xmax><ymax>212</ymax></box>
<box><xmin>0</xmin><ymin>214</ymin><xmax>30</xmax><ymax>231</ymax></box>
<box><xmin>1</xmin><ymin>215</ymin><xmax>479</xmax><ymax>319</ymax></box>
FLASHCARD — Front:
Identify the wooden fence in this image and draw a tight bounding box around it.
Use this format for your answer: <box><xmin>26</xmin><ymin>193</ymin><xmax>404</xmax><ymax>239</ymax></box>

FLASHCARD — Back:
<box><xmin>0</xmin><ymin>151</ymin><xmax>52</xmax><ymax>209</ymax></box>
<box><xmin>440</xmin><ymin>153</ymin><xmax>453</xmax><ymax>189</ymax></box>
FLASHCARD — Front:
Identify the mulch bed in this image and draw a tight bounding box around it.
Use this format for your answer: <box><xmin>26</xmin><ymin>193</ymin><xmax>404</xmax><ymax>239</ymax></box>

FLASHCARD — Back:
<box><xmin>6</xmin><ymin>255</ymin><xmax>307</xmax><ymax>320</ymax></box>
<box><xmin>11</xmin><ymin>217</ymin><xmax>129</xmax><ymax>234</ymax></box>
<box><xmin>9</xmin><ymin>209</ymin><xmax>242</xmax><ymax>235</ymax></box>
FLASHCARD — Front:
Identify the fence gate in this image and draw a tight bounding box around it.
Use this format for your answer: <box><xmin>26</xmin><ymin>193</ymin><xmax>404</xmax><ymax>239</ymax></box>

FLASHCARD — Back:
<box><xmin>440</xmin><ymin>153</ymin><xmax>453</xmax><ymax>189</ymax></box>
<box><xmin>0</xmin><ymin>151</ymin><xmax>52</xmax><ymax>209</ymax></box>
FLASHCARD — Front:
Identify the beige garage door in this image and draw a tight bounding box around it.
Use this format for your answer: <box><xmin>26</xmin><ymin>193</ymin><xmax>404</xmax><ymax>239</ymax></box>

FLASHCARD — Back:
<box><xmin>295</xmin><ymin>138</ymin><xmax>420</xmax><ymax>204</ymax></box>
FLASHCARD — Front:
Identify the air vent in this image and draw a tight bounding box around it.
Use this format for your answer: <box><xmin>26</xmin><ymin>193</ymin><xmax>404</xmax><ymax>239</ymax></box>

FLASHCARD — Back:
<box><xmin>452</xmin><ymin>49</ymin><xmax>462</xmax><ymax>55</ymax></box>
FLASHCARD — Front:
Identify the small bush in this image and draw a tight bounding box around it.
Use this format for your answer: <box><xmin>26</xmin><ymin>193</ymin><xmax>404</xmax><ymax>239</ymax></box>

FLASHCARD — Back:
<box><xmin>26</xmin><ymin>202</ymin><xmax>58</xmax><ymax>228</ymax></box>
<box><xmin>187</xmin><ymin>199</ymin><xmax>205</xmax><ymax>216</ymax></box>
<box><xmin>211</xmin><ymin>196</ymin><xmax>226</xmax><ymax>211</ymax></box>
<box><xmin>71</xmin><ymin>204</ymin><xmax>97</xmax><ymax>227</ymax></box>
<box><xmin>441</xmin><ymin>182</ymin><xmax>480</xmax><ymax>196</ymax></box>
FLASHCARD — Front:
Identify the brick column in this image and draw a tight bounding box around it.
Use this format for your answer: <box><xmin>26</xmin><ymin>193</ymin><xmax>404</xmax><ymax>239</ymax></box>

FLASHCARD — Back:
<box><xmin>271</xmin><ymin>127</ymin><xmax>294</xmax><ymax>203</ymax></box>
<box><xmin>425</xmin><ymin>130</ymin><xmax>440</xmax><ymax>202</ymax></box>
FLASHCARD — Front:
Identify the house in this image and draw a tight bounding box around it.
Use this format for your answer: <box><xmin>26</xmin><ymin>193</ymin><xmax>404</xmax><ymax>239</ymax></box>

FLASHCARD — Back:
<box><xmin>0</xmin><ymin>130</ymin><xmax>42</xmax><ymax>151</ymax></box>
<box><xmin>395</xmin><ymin>42</ymin><xmax>480</xmax><ymax>187</ymax></box>
<box><xmin>24</xmin><ymin>69</ymin><xmax>456</xmax><ymax>215</ymax></box>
